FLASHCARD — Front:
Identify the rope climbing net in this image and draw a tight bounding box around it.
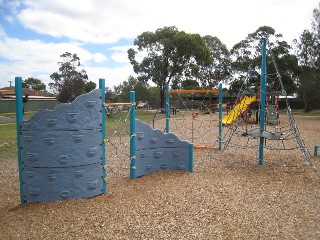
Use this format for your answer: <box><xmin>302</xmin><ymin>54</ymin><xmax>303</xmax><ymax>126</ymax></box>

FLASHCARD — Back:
<box><xmin>217</xmin><ymin>39</ymin><xmax>318</xmax><ymax>175</ymax></box>
<box><xmin>153</xmin><ymin>88</ymin><xmax>220</xmax><ymax>170</ymax></box>
<box><xmin>103</xmin><ymin>102</ymin><xmax>133</xmax><ymax>177</ymax></box>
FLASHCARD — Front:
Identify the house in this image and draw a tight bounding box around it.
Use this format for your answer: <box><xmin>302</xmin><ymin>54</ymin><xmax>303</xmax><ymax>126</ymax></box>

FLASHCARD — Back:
<box><xmin>0</xmin><ymin>87</ymin><xmax>58</xmax><ymax>113</ymax></box>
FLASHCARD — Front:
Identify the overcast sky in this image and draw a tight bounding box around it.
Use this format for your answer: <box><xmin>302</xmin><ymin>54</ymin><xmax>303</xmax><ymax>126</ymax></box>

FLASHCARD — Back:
<box><xmin>0</xmin><ymin>0</ymin><xmax>319</xmax><ymax>90</ymax></box>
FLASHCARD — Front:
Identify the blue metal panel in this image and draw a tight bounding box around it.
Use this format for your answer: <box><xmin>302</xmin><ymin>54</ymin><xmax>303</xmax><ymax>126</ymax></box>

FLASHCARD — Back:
<box><xmin>136</xmin><ymin>120</ymin><xmax>190</xmax><ymax>150</ymax></box>
<box><xmin>21</xmin><ymin>130</ymin><xmax>102</xmax><ymax>167</ymax></box>
<box><xmin>20</xmin><ymin>89</ymin><xmax>104</xmax><ymax>202</ymax></box>
<box><xmin>22</xmin><ymin>162</ymin><xmax>103</xmax><ymax>202</ymax></box>
<box><xmin>135</xmin><ymin>147</ymin><xmax>191</xmax><ymax>177</ymax></box>
<box><xmin>135</xmin><ymin>120</ymin><xmax>192</xmax><ymax>178</ymax></box>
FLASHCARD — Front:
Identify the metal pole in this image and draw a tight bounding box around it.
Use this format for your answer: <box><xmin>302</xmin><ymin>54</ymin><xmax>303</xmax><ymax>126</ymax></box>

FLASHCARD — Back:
<box><xmin>259</xmin><ymin>39</ymin><xmax>267</xmax><ymax>165</ymax></box>
<box><xmin>99</xmin><ymin>79</ymin><xmax>107</xmax><ymax>194</ymax></box>
<box><xmin>189</xmin><ymin>143</ymin><xmax>194</xmax><ymax>172</ymax></box>
<box><xmin>218</xmin><ymin>83</ymin><xmax>223</xmax><ymax>150</ymax></box>
<box><xmin>15</xmin><ymin>77</ymin><xmax>26</xmax><ymax>204</ymax></box>
<box><xmin>314</xmin><ymin>145</ymin><xmax>319</xmax><ymax>157</ymax></box>
<box><xmin>130</xmin><ymin>91</ymin><xmax>136</xmax><ymax>179</ymax></box>
<box><xmin>165</xmin><ymin>84</ymin><xmax>170</xmax><ymax>133</ymax></box>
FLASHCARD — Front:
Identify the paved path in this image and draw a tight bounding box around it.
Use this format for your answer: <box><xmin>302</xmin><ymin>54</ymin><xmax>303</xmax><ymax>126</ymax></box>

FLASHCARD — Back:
<box><xmin>0</xmin><ymin>116</ymin><xmax>31</xmax><ymax>123</ymax></box>
<box><xmin>0</xmin><ymin>117</ymin><xmax>15</xmax><ymax>124</ymax></box>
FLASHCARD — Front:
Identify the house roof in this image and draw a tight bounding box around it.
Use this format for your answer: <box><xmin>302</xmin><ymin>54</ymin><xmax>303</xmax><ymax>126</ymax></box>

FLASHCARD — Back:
<box><xmin>0</xmin><ymin>87</ymin><xmax>54</xmax><ymax>98</ymax></box>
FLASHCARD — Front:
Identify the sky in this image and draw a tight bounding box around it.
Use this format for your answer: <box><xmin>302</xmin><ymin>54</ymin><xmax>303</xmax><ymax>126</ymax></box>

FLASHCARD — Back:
<box><xmin>0</xmin><ymin>0</ymin><xmax>319</xmax><ymax>90</ymax></box>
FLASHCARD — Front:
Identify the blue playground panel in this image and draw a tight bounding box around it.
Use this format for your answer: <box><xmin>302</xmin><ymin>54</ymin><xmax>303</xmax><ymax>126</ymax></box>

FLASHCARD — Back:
<box><xmin>20</xmin><ymin>90</ymin><xmax>103</xmax><ymax>202</ymax></box>
<box><xmin>134</xmin><ymin>120</ymin><xmax>193</xmax><ymax>178</ymax></box>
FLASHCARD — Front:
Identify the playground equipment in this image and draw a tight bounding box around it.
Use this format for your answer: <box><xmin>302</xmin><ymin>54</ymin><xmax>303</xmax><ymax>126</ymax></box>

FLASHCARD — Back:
<box><xmin>135</xmin><ymin>120</ymin><xmax>193</xmax><ymax>177</ymax></box>
<box><xmin>13</xmin><ymin>38</ymin><xmax>319</xmax><ymax>204</ymax></box>
<box><xmin>218</xmin><ymin>38</ymin><xmax>316</xmax><ymax>172</ymax></box>
<box><xmin>15</xmin><ymin>78</ymin><xmax>106</xmax><ymax>203</ymax></box>
<box><xmin>222</xmin><ymin>95</ymin><xmax>257</xmax><ymax>125</ymax></box>
<box><xmin>152</xmin><ymin>85</ymin><xmax>224</xmax><ymax>170</ymax></box>
<box><xmin>15</xmin><ymin>78</ymin><xmax>193</xmax><ymax>204</ymax></box>
<box><xmin>153</xmin><ymin>86</ymin><xmax>222</xmax><ymax>151</ymax></box>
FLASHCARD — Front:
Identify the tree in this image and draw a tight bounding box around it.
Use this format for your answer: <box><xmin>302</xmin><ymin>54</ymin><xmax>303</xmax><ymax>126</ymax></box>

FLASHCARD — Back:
<box><xmin>294</xmin><ymin>3</ymin><xmax>320</xmax><ymax>111</ymax></box>
<box><xmin>22</xmin><ymin>77</ymin><xmax>46</xmax><ymax>91</ymax></box>
<box><xmin>180</xmin><ymin>80</ymin><xmax>200</xmax><ymax>90</ymax></box>
<box><xmin>85</xmin><ymin>81</ymin><xmax>97</xmax><ymax>93</ymax></box>
<box><xmin>230</xmin><ymin>26</ymin><xmax>299</xmax><ymax>96</ymax></box>
<box><xmin>114</xmin><ymin>75</ymin><xmax>150</xmax><ymax>103</ymax></box>
<box><xmin>49</xmin><ymin>52</ymin><xmax>88</xmax><ymax>103</ymax></box>
<box><xmin>128</xmin><ymin>26</ymin><xmax>212</xmax><ymax>107</ymax></box>
<box><xmin>200</xmin><ymin>36</ymin><xmax>231</xmax><ymax>87</ymax></box>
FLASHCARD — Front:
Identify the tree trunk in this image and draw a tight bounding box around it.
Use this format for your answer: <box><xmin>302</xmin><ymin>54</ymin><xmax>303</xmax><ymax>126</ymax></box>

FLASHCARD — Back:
<box><xmin>160</xmin><ymin>88</ymin><xmax>165</xmax><ymax>108</ymax></box>
<box><xmin>303</xmin><ymin>91</ymin><xmax>310</xmax><ymax>113</ymax></box>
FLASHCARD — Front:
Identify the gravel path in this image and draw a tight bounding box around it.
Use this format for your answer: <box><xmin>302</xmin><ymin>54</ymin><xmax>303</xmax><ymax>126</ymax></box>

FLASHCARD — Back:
<box><xmin>0</xmin><ymin>115</ymin><xmax>319</xmax><ymax>239</ymax></box>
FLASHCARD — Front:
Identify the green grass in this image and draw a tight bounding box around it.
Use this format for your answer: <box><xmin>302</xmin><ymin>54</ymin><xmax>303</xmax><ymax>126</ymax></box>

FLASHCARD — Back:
<box><xmin>0</xmin><ymin>123</ymin><xmax>17</xmax><ymax>159</ymax></box>
<box><xmin>0</xmin><ymin>111</ymin><xmax>35</xmax><ymax>118</ymax></box>
<box><xmin>291</xmin><ymin>109</ymin><xmax>320</xmax><ymax>116</ymax></box>
<box><xmin>277</xmin><ymin>109</ymin><xmax>320</xmax><ymax>116</ymax></box>
<box><xmin>105</xmin><ymin>110</ymin><xmax>157</xmax><ymax>134</ymax></box>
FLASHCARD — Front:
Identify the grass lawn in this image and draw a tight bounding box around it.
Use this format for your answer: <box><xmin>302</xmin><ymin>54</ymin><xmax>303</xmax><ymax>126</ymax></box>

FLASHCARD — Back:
<box><xmin>0</xmin><ymin>111</ymin><xmax>35</xmax><ymax>119</ymax></box>
<box><xmin>0</xmin><ymin>123</ymin><xmax>17</xmax><ymax>159</ymax></box>
<box><xmin>291</xmin><ymin>109</ymin><xmax>320</xmax><ymax>116</ymax></box>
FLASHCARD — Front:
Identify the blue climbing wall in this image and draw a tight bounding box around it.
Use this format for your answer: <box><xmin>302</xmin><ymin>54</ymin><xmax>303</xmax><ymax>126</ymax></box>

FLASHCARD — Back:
<box><xmin>20</xmin><ymin>90</ymin><xmax>103</xmax><ymax>202</ymax></box>
<box><xmin>134</xmin><ymin>120</ymin><xmax>193</xmax><ymax>178</ymax></box>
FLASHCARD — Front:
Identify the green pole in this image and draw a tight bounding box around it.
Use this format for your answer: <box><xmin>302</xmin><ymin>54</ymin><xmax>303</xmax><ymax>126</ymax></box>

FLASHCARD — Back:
<box><xmin>218</xmin><ymin>83</ymin><xmax>223</xmax><ymax>150</ymax></box>
<box><xmin>259</xmin><ymin>39</ymin><xmax>267</xmax><ymax>165</ymax></box>
<box><xmin>15</xmin><ymin>77</ymin><xmax>26</xmax><ymax>204</ymax></box>
<box><xmin>189</xmin><ymin>143</ymin><xmax>194</xmax><ymax>172</ymax></box>
<box><xmin>130</xmin><ymin>91</ymin><xmax>136</xmax><ymax>179</ymax></box>
<box><xmin>99</xmin><ymin>79</ymin><xmax>107</xmax><ymax>194</ymax></box>
<box><xmin>314</xmin><ymin>145</ymin><xmax>319</xmax><ymax>157</ymax></box>
<box><xmin>165</xmin><ymin>84</ymin><xmax>170</xmax><ymax>133</ymax></box>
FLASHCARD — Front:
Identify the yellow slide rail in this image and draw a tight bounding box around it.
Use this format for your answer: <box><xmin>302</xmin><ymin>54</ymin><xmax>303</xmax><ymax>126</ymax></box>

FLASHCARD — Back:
<box><xmin>222</xmin><ymin>96</ymin><xmax>257</xmax><ymax>125</ymax></box>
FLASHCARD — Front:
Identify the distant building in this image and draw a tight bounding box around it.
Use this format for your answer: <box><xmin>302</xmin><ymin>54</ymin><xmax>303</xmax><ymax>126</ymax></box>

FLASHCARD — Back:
<box><xmin>0</xmin><ymin>87</ymin><xmax>58</xmax><ymax>113</ymax></box>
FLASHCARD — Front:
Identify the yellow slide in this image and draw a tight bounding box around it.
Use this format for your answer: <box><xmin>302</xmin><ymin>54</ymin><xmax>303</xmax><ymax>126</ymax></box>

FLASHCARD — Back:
<box><xmin>222</xmin><ymin>96</ymin><xmax>257</xmax><ymax>125</ymax></box>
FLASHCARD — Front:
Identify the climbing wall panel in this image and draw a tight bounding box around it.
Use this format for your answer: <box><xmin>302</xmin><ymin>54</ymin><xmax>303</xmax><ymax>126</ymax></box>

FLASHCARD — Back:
<box><xmin>135</xmin><ymin>120</ymin><xmax>193</xmax><ymax>178</ymax></box>
<box><xmin>20</xmin><ymin>89</ymin><xmax>103</xmax><ymax>202</ymax></box>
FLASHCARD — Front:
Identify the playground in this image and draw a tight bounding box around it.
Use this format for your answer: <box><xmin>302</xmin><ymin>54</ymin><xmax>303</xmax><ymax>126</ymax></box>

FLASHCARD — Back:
<box><xmin>0</xmin><ymin>111</ymin><xmax>319</xmax><ymax>239</ymax></box>
<box><xmin>1</xmin><ymin>39</ymin><xmax>320</xmax><ymax>238</ymax></box>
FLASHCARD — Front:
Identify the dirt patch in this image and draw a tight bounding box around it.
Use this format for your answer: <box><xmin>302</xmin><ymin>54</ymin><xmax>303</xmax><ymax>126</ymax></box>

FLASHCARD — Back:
<box><xmin>0</xmin><ymin>115</ymin><xmax>319</xmax><ymax>239</ymax></box>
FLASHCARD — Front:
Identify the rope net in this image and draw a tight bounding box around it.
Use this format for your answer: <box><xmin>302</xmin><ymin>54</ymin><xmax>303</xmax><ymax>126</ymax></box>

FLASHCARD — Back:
<box><xmin>105</xmin><ymin>105</ymin><xmax>131</xmax><ymax>177</ymax></box>
<box><xmin>153</xmin><ymin>90</ymin><xmax>220</xmax><ymax>171</ymax></box>
<box><xmin>215</xmin><ymin>41</ymin><xmax>318</xmax><ymax>176</ymax></box>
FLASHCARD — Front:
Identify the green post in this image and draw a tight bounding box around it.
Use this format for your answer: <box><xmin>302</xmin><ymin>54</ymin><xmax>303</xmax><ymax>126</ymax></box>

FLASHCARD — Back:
<box><xmin>189</xmin><ymin>144</ymin><xmax>194</xmax><ymax>172</ymax></box>
<box><xmin>259</xmin><ymin>38</ymin><xmax>267</xmax><ymax>165</ymax></box>
<box><xmin>314</xmin><ymin>145</ymin><xmax>319</xmax><ymax>157</ymax></box>
<box><xmin>218</xmin><ymin>83</ymin><xmax>223</xmax><ymax>150</ymax></box>
<box><xmin>99</xmin><ymin>79</ymin><xmax>107</xmax><ymax>194</ymax></box>
<box><xmin>165</xmin><ymin>84</ymin><xmax>170</xmax><ymax>133</ymax></box>
<box><xmin>15</xmin><ymin>77</ymin><xmax>26</xmax><ymax>204</ymax></box>
<box><xmin>130</xmin><ymin>91</ymin><xmax>136</xmax><ymax>179</ymax></box>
